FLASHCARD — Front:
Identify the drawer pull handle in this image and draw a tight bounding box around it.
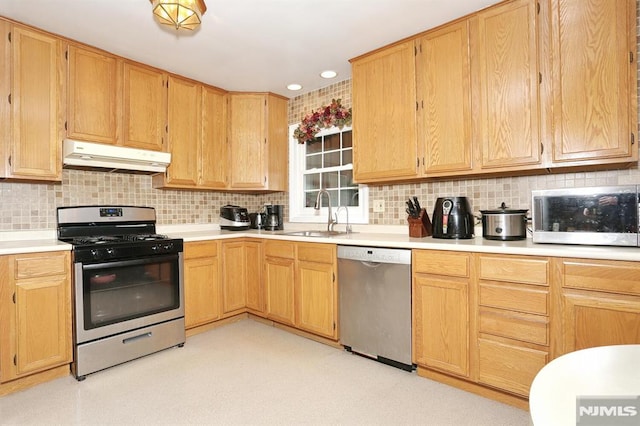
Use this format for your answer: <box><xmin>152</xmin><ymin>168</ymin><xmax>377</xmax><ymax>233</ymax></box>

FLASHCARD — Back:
<box><xmin>123</xmin><ymin>332</ymin><xmax>152</xmax><ymax>344</ymax></box>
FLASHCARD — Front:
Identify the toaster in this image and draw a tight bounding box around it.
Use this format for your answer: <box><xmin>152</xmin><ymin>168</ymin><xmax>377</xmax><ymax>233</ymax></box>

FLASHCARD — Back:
<box><xmin>220</xmin><ymin>205</ymin><xmax>250</xmax><ymax>231</ymax></box>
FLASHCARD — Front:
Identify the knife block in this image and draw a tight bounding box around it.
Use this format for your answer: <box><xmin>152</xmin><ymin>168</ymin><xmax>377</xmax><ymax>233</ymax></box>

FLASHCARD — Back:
<box><xmin>408</xmin><ymin>209</ymin><xmax>433</xmax><ymax>238</ymax></box>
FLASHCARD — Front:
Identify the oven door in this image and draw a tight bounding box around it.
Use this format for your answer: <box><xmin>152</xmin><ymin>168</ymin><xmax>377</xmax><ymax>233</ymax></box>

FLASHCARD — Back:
<box><xmin>74</xmin><ymin>253</ymin><xmax>184</xmax><ymax>344</ymax></box>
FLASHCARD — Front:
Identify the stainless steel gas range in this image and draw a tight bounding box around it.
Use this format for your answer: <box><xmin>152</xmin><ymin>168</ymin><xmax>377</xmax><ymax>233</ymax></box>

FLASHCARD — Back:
<box><xmin>57</xmin><ymin>206</ymin><xmax>185</xmax><ymax>380</ymax></box>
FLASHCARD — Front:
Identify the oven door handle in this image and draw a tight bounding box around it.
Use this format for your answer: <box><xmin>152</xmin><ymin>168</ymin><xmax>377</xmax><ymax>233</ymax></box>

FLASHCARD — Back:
<box><xmin>81</xmin><ymin>254</ymin><xmax>179</xmax><ymax>271</ymax></box>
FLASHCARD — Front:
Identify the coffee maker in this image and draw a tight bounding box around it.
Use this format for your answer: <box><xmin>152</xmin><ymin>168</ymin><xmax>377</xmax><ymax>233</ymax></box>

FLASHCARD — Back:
<box><xmin>263</xmin><ymin>204</ymin><xmax>284</xmax><ymax>231</ymax></box>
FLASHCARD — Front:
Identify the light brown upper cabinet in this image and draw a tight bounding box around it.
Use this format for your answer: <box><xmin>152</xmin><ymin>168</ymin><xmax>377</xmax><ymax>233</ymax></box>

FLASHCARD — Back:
<box><xmin>67</xmin><ymin>44</ymin><xmax>121</xmax><ymax>145</ymax></box>
<box><xmin>350</xmin><ymin>0</ymin><xmax>637</xmax><ymax>183</ymax></box>
<box><xmin>547</xmin><ymin>0</ymin><xmax>637</xmax><ymax>166</ymax></box>
<box><xmin>68</xmin><ymin>47</ymin><xmax>168</xmax><ymax>152</ymax></box>
<box><xmin>164</xmin><ymin>75</ymin><xmax>201</xmax><ymax>186</ymax></box>
<box><xmin>200</xmin><ymin>86</ymin><xmax>228</xmax><ymax>188</ymax></box>
<box><xmin>122</xmin><ymin>61</ymin><xmax>167</xmax><ymax>151</ymax></box>
<box><xmin>0</xmin><ymin>23</ymin><xmax>65</xmax><ymax>181</ymax></box>
<box><xmin>153</xmin><ymin>80</ymin><xmax>228</xmax><ymax>190</ymax></box>
<box><xmin>470</xmin><ymin>0</ymin><xmax>542</xmax><ymax>170</ymax></box>
<box><xmin>351</xmin><ymin>40</ymin><xmax>419</xmax><ymax>183</ymax></box>
<box><xmin>416</xmin><ymin>20</ymin><xmax>473</xmax><ymax>176</ymax></box>
<box><xmin>228</xmin><ymin>92</ymin><xmax>288</xmax><ymax>191</ymax></box>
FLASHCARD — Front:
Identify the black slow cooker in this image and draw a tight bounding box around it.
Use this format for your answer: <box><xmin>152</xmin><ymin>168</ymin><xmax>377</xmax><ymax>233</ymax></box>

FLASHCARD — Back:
<box><xmin>480</xmin><ymin>202</ymin><xmax>529</xmax><ymax>241</ymax></box>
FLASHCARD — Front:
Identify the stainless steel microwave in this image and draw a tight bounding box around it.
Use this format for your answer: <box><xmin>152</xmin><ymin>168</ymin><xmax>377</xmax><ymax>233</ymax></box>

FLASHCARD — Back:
<box><xmin>531</xmin><ymin>185</ymin><xmax>639</xmax><ymax>247</ymax></box>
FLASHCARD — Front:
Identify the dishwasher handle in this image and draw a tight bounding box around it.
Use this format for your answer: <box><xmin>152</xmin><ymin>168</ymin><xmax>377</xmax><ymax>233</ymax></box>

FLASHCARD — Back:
<box><xmin>361</xmin><ymin>261</ymin><xmax>381</xmax><ymax>268</ymax></box>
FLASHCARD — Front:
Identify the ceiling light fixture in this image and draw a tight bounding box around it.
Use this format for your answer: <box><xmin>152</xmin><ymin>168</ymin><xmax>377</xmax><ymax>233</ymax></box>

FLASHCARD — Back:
<box><xmin>150</xmin><ymin>0</ymin><xmax>207</xmax><ymax>31</ymax></box>
<box><xmin>320</xmin><ymin>70</ymin><xmax>337</xmax><ymax>79</ymax></box>
<box><xmin>287</xmin><ymin>84</ymin><xmax>302</xmax><ymax>91</ymax></box>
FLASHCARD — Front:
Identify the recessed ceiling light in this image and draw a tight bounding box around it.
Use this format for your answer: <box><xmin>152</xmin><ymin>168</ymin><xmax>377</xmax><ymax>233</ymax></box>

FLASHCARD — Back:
<box><xmin>320</xmin><ymin>70</ymin><xmax>337</xmax><ymax>79</ymax></box>
<box><xmin>287</xmin><ymin>83</ymin><xmax>302</xmax><ymax>91</ymax></box>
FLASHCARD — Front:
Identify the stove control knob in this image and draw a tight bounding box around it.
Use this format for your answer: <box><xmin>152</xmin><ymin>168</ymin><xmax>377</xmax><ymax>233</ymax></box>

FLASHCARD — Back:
<box><xmin>90</xmin><ymin>249</ymin><xmax>99</xmax><ymax>259</ymax></box>
<box><xmin>151</xmin><ymin>244</ymin><xmax>160</xmax><ymax>252</ymax></box>
<box><xmin>105</xmin><ymin>248</ymin><xmax>115</xmax><ymax>257</ymax></box>
<box><xmin>163</xmin><ymin>243</ymin><xmax>173</xmax><ymax>251</ymax></box>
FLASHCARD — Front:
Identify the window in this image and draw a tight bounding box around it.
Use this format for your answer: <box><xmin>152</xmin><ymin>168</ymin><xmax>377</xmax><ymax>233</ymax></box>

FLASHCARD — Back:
<box><xmin>289</xmin><ymin>124</ymin><xmax>368</xmax><ymax>224</ymax></box>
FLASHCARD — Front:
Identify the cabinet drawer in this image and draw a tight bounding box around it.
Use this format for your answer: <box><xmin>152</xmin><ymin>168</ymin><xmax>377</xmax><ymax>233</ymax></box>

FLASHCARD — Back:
<box><xmin>184</xmin><ymin>241</ymin><xmax>218</xmax><ymax>259</ymax></box>
<box><xmin>478</xmin><ymin>255</ymin><xmax>548</xmax><ymax>286</ymax></box>
<box><xmin>563</xmin><ymin>259</ymin><xmax>640</xmax><ymax>296</ymax></box>
<box><xmin>264</xmin><ymin>240</ymin><xmax>295</xmax><ymax>259</ymax></box>
<box><xmin>479</xmin><ymin>282</ymin><xmax>548</xmax><ymax>315</ymax></box>
<box><xmin>297</xmin><ymin>243</ymin><xmax>335</xmax><ymax>264</ymax></box>
<box><xmin>413</xmin><ymin>250</ymin><xmax>469</xmax><ymax>277</ymax></box>
<box><xmin>14</xmin><ymin>251</ymin><xmax>69</xmax><ymax>279</ymax></box>
<box><xmin>478</xmin><ymin>338</ymin><xmax>548</xmax><ymax>397</ymax></box>
<box><xmin>479</xmin><ymin>307</ymin><xmax>548</xmax><ymax>346</ymax></box>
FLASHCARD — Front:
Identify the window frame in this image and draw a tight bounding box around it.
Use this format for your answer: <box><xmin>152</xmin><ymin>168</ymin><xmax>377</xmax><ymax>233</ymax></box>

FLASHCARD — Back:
<box><xmin>288</xmin><ymin>124</ymin><xmax>369</xmax><ymax>224</ymax></box>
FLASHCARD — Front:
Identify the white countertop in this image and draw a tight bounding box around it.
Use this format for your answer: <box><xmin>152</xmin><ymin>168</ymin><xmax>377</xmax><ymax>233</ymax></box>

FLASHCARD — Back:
<box><xmin>0</xmin><ymin>230</ymin><xmax>71</xmax><ymax>255</ymax></box>
<box><xmin>529</xmin><ymin>345</ymin><xmax>640</xmax><ymax>425</ymax></box>
<box><xmin>1</xmin><ymin>223</ymin><xmax>640</xmax><ymax>261</ymax></box>
<box><xmin>159</xmin><ymin>224</ymin><xmax>640</xmax><ymax>262</ymax></box>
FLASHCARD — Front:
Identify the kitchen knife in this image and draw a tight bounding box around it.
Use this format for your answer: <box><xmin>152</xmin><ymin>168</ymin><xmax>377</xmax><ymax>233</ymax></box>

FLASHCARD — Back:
<box><xmin>413</xmin><ymin>196</ymin><xmax>422</xmax><ymax>212</ymax></box>
<box><xmin>406</xmin><ymin>199</ymin><xmax>418</xmax><ymax>218</ymax></box>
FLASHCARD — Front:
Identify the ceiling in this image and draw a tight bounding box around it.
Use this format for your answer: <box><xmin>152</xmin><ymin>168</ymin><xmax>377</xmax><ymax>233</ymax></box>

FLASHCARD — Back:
<box><xmin>0</xmin><ymin>0</ymin><xmax>495</xmax><ymax>97</ymax></box>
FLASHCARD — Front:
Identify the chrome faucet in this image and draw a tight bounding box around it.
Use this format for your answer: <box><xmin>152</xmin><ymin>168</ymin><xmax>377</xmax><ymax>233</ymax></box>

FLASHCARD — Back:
<box><xmin>334</xmin><ymin>206</ymin><xmax>352</xmax><ymax>233</ymax></box>
<box><xmin>314</xmin><ymin>189</ymin><xmax>336</xmax><ymax>232</ymax></box>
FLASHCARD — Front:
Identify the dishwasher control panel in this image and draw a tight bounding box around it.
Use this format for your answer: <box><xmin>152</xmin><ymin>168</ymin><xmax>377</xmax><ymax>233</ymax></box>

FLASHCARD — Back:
<box><xmin>337</xmin><ymin>246</ymin><xmax>411</xmax><ymax>264</ymax></box>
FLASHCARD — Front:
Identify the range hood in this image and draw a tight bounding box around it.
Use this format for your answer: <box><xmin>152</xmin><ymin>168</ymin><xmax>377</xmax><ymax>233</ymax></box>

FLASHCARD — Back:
<box><xmin>63</xmin><ymin>139</ymin><xmax>171</xmax><ymax>173</ymax></box>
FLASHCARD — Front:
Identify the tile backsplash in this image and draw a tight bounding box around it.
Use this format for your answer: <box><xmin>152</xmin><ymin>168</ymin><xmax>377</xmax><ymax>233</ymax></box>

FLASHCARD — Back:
<box><xmin>0</xmin><ymin>171</ymin><xmax>287</xmax><ymax>230</ymax></box>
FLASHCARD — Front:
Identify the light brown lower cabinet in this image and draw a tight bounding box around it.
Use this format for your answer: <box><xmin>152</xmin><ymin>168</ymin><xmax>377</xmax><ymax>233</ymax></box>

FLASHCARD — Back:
<box><xmin>184</xmin><ymin>239</ymin><xmax>337</xmax><ymax>340</ymax></box>
<box><xmin>413</xmin><ymin>251</ymin><xmax>553</xmax><ymax>404</ymax></box>
<box><xmin>244</xmin><ymin>240</ymin><xmax>264</xmax><ymax>316</ymax></box>
<box><xmin>556</xmin><ymin>257</ymin><xmax>640</xmax><ymax>356</ymax></box>
<box><xmin>264</xmin><ymin>240</ymin><xmax>296</xmax><ymax>326</ymax></box>
<box><xmin>295</xmin><ymin>243</ymin><xmax>337</xmax><ymax>339</ymax></box>
<box><xmin>413</xmin><ymin>250</ymin><xmax>471</xmax><ymax>378</ymax></box>
<box><xmin>0</xmin><ymin>251</ymin><xmax>72</xmax><ymax>390</ymax></box>
<box><xmin>183</xmin><ymin>241</ymin><xmax>221</xmax><ymax>329</ymax></box>
<box><xmin>220</xmin><ymin>240</ymin><xmax>249</xmax><ymax>315</ymax></box>
<box><xmin>475</xmin><ymin>254</ymin><xmax>550</xmax><ymax>397</ymax></box>
<box><xmin>263</xmin><ymin>240</ymin><xmax>338</xmax><ymax>339</ymax></box>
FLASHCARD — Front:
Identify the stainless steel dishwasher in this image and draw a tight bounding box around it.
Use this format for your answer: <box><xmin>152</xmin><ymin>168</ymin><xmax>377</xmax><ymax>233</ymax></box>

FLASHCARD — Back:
<box><xmin>338</xmin><ymin>245</ymin><xmax>413</xmax><ymax>371</ymax></box>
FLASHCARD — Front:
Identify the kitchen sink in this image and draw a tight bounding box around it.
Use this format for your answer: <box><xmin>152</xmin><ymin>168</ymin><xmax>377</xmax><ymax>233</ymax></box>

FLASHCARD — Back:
<box><xmin>281</xmin><ymin>230</ymin><xmax>351</xmax><ymax>238</ymax></box>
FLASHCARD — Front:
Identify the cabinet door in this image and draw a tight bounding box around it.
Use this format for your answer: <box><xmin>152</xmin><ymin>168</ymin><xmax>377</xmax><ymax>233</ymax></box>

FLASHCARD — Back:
<box><xmin>264</xmin><ymin>256</ymin><xmax>295</xmax><ymax>326</ymax></box>
<box><xmin>200</xmin><ymin>86</ymin><xmax>227</xmax><ymax>188</ymax></box>
<box><xmin>560</xmin><ymin>289</ymin><xmax>640</xmax><ymax>354</ymax></box>
<box><xmin>551</xmin><ymin>0</ymin><xmax>636</xmax><ymax>163</ymax></box>
<box><xmin>416</xmin><ymin>20</ymin><xmax>473</xmax><ymax>175</ymax></box>
<box><xmin>122</xmin><ymin>62</ymin><xmax>166</xmax><ymax>151</ymax></box>
<box><xmin>413</xmin><ymin>274</ymin><xmax>469</xmax><ymax>377</ymax></box>
<box><xmin>472</xmin><ymin>0</ymin><xmax>541</xmax><ymax>169</ymax></box>
<box><xmin>166</xmin><ymin>76</ymin><xmax>200</xmax><ymax>186</ymax></box>
<box><xmin>184</xmin><ymin>256</ymin><xmax>220</xmax><ymax>328</ymax></box>
<box><xmin>67</xmin><ymin>44</ymin><xmax>120</xmax><ymax>145</ymax></box>
<box><xmin>296</xmin><ymin>260</ymin><xmax>337</xmax><ymax>339</ymax></box>
<box><xmin>13</xmin><ymin>276</ymin><xmax>71</xmax><ymax>376</ymax></box>
<box><xmin>351</xmin><ymin>40</ymin><xmax>418</xmax><ymax>183</ymax></box>
<box><xmin>221</xmin><ymin>241</ymin><xmax>247</xmax><ymax>314</ymax></box>
<box><xmin>0</xmin><ymin>21</ymin><xmax>9</xmax><ymax>178</ymax></box>
<box><xmin>8</xmin><ymin>25</ymin><xmax>64</xmax><ymax>180</ymax></box>
<box><xmin>0</xmin><ymin>252</ymin><xmax>71</xmax><ymax>382</ymax></box>
<box><xmin>265</xmin><ymin>94</ymin><xmax>288</xmax><ymax>191</ymax></box>
<box><xmin>228</xmin><ymin>94</ymin><xmax>266</xmax><ymax>189</ymax></box>
<box><xmin>245</xmin><ymin>241</ymin><xmax>264</xmax><ymax>315</ymax></box>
